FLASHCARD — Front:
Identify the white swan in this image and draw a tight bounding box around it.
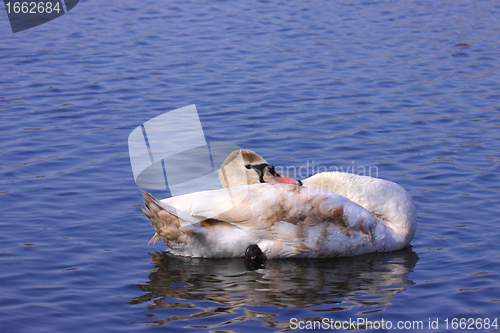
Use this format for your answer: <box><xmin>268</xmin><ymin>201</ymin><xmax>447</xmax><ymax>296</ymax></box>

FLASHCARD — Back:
<box><xmin>142</xmin><ymin>150</ymin><xmax>416</xmax><ymax>258</ymax></box>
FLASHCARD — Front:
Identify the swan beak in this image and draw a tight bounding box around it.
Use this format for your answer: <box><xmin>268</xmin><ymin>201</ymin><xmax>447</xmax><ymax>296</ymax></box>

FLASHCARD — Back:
<box><xmin>264</xmin><ymin>173</ymin><xmax>302</xmax><ymax>186</ymax></box>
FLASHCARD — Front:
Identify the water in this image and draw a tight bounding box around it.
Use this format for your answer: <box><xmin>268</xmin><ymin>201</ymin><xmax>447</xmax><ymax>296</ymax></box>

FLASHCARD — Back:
<box><xmin>1</xmin><ymin>0</ymin><xmax>499</xmax><ymax>331</ymax></box>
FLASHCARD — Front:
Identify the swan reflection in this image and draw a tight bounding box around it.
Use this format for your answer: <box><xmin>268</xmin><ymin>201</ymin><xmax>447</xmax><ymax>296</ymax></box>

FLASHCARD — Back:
<box><xmin>130</xmin><ymin>248</ymin><xmax>418</xmax><ymax>328</ymax></box>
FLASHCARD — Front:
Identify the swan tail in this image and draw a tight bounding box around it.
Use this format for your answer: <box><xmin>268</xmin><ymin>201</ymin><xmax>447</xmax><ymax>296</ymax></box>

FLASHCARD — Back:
<box><xmin>148</xmin><ymin>233</ymin><xmax>161</xmax><ymax>245</ymax></box>
<box><xmin>142</xmin><ymin>191</ymin><xmax>201</xmax><ymax>246</ymax></box>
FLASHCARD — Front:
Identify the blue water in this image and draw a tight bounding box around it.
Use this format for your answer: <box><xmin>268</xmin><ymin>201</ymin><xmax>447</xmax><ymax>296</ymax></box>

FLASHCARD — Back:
<box><xmin>1</xmin><ymin>0</ymin><xmax>499</xmax><ymax>332</ymax></box>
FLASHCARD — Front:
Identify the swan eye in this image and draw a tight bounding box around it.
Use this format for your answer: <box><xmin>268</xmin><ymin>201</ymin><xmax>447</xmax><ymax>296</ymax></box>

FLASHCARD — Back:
<box><xmin>245</xmin><ymin>164</ymin><xmax>252</xmax><ymax>169</ymax></box>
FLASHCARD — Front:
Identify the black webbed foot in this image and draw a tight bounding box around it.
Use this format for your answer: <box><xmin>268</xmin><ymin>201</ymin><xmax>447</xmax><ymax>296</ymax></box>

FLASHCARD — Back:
<box><xmin>244</xmin><ymin>244</ymin><xmax>266</xmax><ymax>270</ymax></box>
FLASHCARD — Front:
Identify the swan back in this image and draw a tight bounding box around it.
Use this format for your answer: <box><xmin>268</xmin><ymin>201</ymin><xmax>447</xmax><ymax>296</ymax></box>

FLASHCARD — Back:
<box><xmin>302</xmin><ymin>172</ymin><xmax>416</xmax><ymax>244</ymax></box>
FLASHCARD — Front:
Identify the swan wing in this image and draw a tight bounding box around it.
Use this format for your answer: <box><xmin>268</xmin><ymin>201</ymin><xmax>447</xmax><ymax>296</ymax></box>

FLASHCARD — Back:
<box><xmin>160</xmin><ymin>184</ymin><xmax>372</xmax><ymax>229</ymax></box>
<box><xmin>145</xmin><ymin>184</ymin><xmax>389</xmax><ymax>258</ymax></box>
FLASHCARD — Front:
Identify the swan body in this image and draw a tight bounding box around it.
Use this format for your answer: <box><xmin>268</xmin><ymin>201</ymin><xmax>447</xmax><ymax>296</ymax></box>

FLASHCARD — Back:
<box><xmin>142</xmin><ymin>149</ymin><xmax>417</xmax><ymax>258</ymax></box>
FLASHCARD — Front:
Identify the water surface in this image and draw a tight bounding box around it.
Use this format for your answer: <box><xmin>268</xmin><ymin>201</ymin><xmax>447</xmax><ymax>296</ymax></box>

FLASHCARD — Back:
<box><xmin>1</xmin><ymin>0</ymin><xmax>499</xmax><ymax>332</ymax></box>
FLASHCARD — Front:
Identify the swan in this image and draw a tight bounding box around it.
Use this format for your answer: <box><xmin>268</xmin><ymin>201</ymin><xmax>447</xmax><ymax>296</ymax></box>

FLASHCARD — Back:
<box><xmin>142</xmin><ymin>149</ymin><xmax>416</xmax><ymax>258</ymax></box>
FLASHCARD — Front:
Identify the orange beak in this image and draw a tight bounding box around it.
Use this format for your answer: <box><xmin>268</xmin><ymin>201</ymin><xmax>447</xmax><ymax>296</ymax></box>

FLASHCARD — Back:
<box><xmin>263</xmin><ymin>172</ymin><xmax>302</xmax><ymax>186</ymax></box>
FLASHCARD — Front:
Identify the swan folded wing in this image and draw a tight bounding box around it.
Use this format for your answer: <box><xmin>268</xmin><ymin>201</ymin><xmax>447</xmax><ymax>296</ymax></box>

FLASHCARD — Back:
<box><xmin>159</xmin><ymin>184</ymin><xmax>286</xmax><ymax>239</ymax></box>
<box><xmin>160</xmin><ymin>184</ymin><xmax>377</xmax><ymax>235</ymax></box>
<box><xmin>254</xmin><ymin>185</ymin><xmax>380</xmax><ymax>257</ymax></box>
<box><xmin>145</xmin><ymin>184</ymin><xmax>388</xmax><ymax>258</ymax></box>
<box><xmin>189</xmin><ymin>185</ymin><xmax>379</xmax><ymax>254</ymax></box>
<box><xmin>160</xmin><ymin>185</ymin><xmax>256</xmax><ymax>220</ymax></box>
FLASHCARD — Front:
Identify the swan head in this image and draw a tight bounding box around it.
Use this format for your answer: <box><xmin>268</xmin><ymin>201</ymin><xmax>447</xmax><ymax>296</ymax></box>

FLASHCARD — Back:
<box><xmin>219</xmin><ymin>149</ymin><xmax>302</xmax><ymax>188</ymax></box>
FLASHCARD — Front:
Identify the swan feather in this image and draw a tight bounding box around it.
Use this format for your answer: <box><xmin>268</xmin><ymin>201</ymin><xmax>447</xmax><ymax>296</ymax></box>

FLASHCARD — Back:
<box><xmin>143</xmin><ymin>183</ymin><xmax>410</xmax><ymax>258</ymax></box>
